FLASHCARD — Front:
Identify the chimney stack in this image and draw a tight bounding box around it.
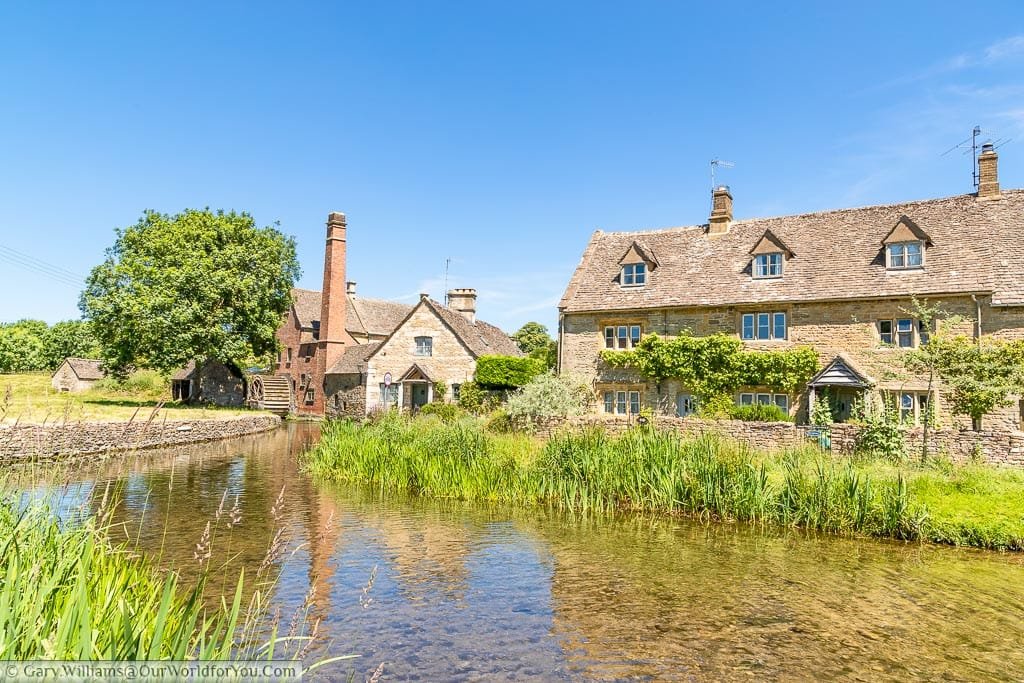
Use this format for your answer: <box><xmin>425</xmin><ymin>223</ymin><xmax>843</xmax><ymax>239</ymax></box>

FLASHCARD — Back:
<box><xmin>346</xmin><ymin>281</ymin><xmax>357</xmax><ymax>296</ymax></box>
<box><xmin>977</xmin><ymin>143</ymin><xmax>1000</xmax><ymax>199</ymax></box>
<box><xmin>319</xmin><ymin>212</ymin><xmax>348</xmax><ymax>372</ymax></box>
<box><xmin>447</xmin><ymin>288</ymin><xmax>477</xmax><ymax>324</ymax></box>
<box><xmin>709</xmin><ymin>185</ymin><xmax>733</xmax><ymax>235</ymax></box>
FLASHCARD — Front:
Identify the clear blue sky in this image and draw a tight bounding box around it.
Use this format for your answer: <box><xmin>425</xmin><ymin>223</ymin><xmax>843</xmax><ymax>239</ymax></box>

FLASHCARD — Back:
<box><xmin>2</xmin><ymin>2</ymin><xmax>1022</xmax><ymax>334</ymax></box>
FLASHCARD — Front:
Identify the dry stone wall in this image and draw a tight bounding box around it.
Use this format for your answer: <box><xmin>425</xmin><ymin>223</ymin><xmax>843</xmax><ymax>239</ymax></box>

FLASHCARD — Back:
<box><xmin>0</xmin><ymin>415</ymin><xmax>281</xmax><ymax>462</ymax></box>
<box><xmin>534</xmin><ymin>416</ymin><xmax>1024</xmax><ymax>467</ymax></box>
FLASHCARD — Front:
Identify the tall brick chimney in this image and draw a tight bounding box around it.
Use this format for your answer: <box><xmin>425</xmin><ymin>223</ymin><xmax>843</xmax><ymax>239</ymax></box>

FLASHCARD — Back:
<box><xmin>709</xmin><ymin>185</ymin><xmax>733</xmax><ymax>235</ymax></box>
<box><xmin>977</xmin><ymin>143</ymin><xmax>1000</xmax><ymax>199</ymax></box>
<box><xmin>319</xmin><ymin>212</ymin><xmax>347</xmax><ymax>372</ymax></box>
<box><xmin>447</xmin><ymin>288</ymin><xmax>477</xmax><ymax>324</ymax></box>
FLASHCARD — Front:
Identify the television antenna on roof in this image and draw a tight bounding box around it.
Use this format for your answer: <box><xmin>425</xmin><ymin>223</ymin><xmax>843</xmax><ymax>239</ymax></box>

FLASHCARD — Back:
<box><xmin>710</xmin><ymin>159</ymin><xmax>734</xmax><ymax>211</ymax></box>
<box><xmin>942</xmin><ymin>126</ymin><xmax>1012</xmax><ymax>189</ymax></box>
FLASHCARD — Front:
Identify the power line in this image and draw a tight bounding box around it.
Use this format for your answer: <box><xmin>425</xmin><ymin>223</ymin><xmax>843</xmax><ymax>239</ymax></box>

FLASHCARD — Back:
<box><xmin>0</xmin><ymin>245</ymin><xmax>86</xmax><ymax>289</ymax></box>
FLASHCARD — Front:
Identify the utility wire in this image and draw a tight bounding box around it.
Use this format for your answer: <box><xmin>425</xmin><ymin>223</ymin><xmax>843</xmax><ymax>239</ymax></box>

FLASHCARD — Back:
<box><xmin>0</xmin><ymin>245</ymin><xmax>86</xmax><ymax>289</ymax></box>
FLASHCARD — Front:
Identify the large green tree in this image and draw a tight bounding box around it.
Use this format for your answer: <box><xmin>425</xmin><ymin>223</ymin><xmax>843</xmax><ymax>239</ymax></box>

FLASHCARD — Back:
<box><xmin>511</xmin><ymin>322</ymin><xmax>557</xmax><ymax>370</ymax></box>
<box><xmin>80</xmin><ymin>209</ymin><xmax>300</xmax><ymax>377</ymax></box>
<box><xmin>0</xmin><ymin>320</ymin><xmax>47</xmax><ymax>373</ymax></box>
<box><xmin>40</xmin><ymin>320</ymin><xmax>100</xmax><ymax>370</ymax></box>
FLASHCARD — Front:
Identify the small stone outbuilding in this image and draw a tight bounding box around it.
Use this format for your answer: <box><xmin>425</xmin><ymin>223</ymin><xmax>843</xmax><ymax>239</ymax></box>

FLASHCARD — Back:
<box><xmin>50</xmin><ymin>358</ymin><xmax>105</xmax><ymax>393</ymax></box>
<box><xmin>171</xmin><ymin>360</ymin><xmax>247</xmax><ymax>407</ymax></box>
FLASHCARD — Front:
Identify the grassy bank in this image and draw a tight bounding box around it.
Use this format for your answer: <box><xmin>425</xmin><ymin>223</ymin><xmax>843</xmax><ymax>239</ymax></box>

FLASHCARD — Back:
<box><xmin>304</xmin><ymin>415</ymin><xmax>1024</xmax><ymax>550</ymax></box>
<box><xmin>0</xmin><ymin>498</ymin><xmax>319</xmax><ymax>661</ymax></box>
<box><xmin>0</xmin><ymin>372</ymin><xmax>262</xmax><ymax>424</ymax></box>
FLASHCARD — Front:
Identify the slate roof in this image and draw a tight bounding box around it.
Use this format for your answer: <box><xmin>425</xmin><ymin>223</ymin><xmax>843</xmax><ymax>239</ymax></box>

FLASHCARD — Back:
<box><xmin>171</xmin><ymin>360</ymin><xmax>196</xmax><ymax>381</ymax></box>
<box><xmin>422</xmin><ymin>298</ymin><xmax>523</xmax><ymax>358</ymax></box>
<box><xmin>57</xmin><ymin>358</ymin><xmax>105</xmax><ymax>381</ymax></box>
<box><xmin>560</xmin><ymin>190</ymin><xmax>1024</xmax><ymax>312</ymax></box>
<box><xmin>289</xmin><ymin>288</ymin><xmax>414</xmax><ymax>338</ymax></box>
<box><xmin>327</xmin><ymin>342</ymin><xmax>381</xmax><ymax>375</ymax></box>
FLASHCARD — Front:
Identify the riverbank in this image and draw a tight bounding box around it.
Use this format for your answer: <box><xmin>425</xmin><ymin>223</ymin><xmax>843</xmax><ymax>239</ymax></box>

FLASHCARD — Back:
<box><xmin>0</xmin><ymin>497</ymin><xmax>301</xmax><ymax>661</ymax></box>
<box><xmin>0</xmin><ymin>414</ymin><xmax>281</xmax><ymax>461</ymax></box>
<box><xmin>304</xmin><ymin>415</ymin><xmax>1024</xmax><ymax>550</ymax></box>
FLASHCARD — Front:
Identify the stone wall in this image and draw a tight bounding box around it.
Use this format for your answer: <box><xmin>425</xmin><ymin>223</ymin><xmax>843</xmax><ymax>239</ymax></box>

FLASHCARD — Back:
<box><xmin>324</xmin><ymin>373</ymin><xmax>367</xmax><ymax>418</ymax></box>
<box><xmin>0</xmin><ymin>415</ymin><xmax>281</xmax><ymax>462</ymax></box>
<box><xmin>534</xmin><ymin>415</ymin><xmax>1024</xmax><ymax>467</ymax></box>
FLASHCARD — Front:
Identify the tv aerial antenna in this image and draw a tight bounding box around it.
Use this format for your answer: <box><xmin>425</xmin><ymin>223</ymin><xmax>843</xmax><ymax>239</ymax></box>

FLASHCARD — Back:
<box><xmin>710</xmin><ymin>159</ymin><xmax>734</xmax><ymax>210</ymax></box>
<box><xmin>443</xmin><ymin>257</ymin><xmax>451</xmax><ymax>306</ymax></box>
<box><xmin>942</xmin><ymin>126</ymin><xmax>1012</xmax><ymax>189</ymax></box>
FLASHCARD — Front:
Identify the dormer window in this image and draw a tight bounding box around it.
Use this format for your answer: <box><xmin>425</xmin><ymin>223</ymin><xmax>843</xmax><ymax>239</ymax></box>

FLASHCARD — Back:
<box><xmin>749</xmin><ymin>229</ymin><xmax>793</xmax><ymax>280</ymax></box>
<box><xmin>621</xmin><ymin>263</ymin><xmax>646</xmax><ymax>286</ymax></box>
<box><xmin>753</xmin><ymin>252</ymin><xmax>783</xmax><ymax>278</ymax></box>
<box><xmin>886</xmin><ymin>242</ymin><xmax>923</xmax><ymax>270</ymax></box>
<box><xmin>617</xmin><ymin>241</ymin><xmax>657</xmax><ymax>289</ymax></box>
<box><xmin>882</xmin><ymin>216</ymin><xmax>930</xmax><ymax>271</ymax></box>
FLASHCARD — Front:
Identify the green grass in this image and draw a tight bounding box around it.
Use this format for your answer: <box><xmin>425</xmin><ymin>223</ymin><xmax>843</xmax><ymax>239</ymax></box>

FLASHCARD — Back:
<box><xmin>304</xmin><ymin>413</ymin><xmax>1024</xmax><ymax>550</ymax></box>
<box><xmin>0</xmin><ymin>499</ymin><xmax>311</xmax><ymax>661</ymax></box>
<box><xmin>0</xmin><ymin>372</ymin><xmax>264</xmax><ymax>424</ymax></box>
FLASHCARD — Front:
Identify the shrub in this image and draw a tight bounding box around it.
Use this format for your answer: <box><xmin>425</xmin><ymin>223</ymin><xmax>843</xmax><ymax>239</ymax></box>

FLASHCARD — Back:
<box><xmin>484</xmin><ymin>408</ymin><xmax>514</xmax><ymax>433</ymax></box>
<box><xmin>729</xmin><ymin>403</ymin><xmax>791</xmax><ymax>422</ymax></box>
<box><xmin>94</xmin><ymin>369</ymin><xmax>167</xmax><ymax>399</ymax></box>
<box><xmin>505</xmin><ymin>372</ymin><xmax>591</xmax><ymax>422</ymax></box>
<box><xmin>417</xmin><ymin>402</ymin><xmax>464</xmax><ymax>422</ymax></box>
<box><xmin>855</xmin><ymin>401</ymin><xmax>906</xmax><ymax>462</ymax></box>
<box><xmin>456</xmin><ymin>381</ymin><xmax>500</xmax><ymax>415</ymax></box>
<box><xmin>475</xmin><ymin>355</ymin><xmax>545</xmax><ymax>390</ymax></box>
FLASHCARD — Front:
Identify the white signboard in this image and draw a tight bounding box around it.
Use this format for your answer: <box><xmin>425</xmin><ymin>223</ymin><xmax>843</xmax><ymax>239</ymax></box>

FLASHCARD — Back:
<box><xmin>383</xmin><ymin>372</ymin><xmax>392</xmax><ymax>387</ymax></box>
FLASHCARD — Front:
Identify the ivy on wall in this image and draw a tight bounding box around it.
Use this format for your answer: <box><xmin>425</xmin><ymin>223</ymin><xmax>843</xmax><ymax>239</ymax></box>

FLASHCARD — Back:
<box><xmin>600</xmin><ymin>333</ymin><xmax>819</xmax><ymax>403</ymax></box>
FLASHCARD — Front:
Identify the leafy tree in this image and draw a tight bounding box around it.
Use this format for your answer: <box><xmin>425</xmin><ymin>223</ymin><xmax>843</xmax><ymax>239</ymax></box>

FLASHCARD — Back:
<box><xmin>511</xmin><ymin>322</ymin><xmax>552</xmax><ymax>356</ymax></box>
<box><xmin>530</xmin><ymin>339</ymin><xmax>558</xmax><ymax>370</ymax></box>
<box><xmin>80</xmin><ymin>209</ymin><xmax>300</xmax><ymax>378</ymax></box>
<box><xmin>40</xmin><ymin>320</ymin><xmax>100</xmax><ymax>370</ymax></box>
<box><xmin>505</xmin><ymin>372</ymin><xmax>592</xmax><ymax>421</ymax></box>
<box><xmin>0</xmin><ymin>320</ymin><xmax>47</xmax><ymax>373</ymax></box>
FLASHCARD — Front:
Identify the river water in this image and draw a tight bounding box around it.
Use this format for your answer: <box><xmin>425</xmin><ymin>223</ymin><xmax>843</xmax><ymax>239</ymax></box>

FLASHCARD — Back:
<box><xmin>17</xmin><ymin>423</ymin><xmax>1024</xmax><ymax>681</ymax></box>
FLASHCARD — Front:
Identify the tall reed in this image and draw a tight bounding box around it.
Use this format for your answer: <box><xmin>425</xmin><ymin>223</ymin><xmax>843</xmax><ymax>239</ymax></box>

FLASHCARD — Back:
<box><xmin>305</xmin><ymin>414</ymin><xmax>948</xmax><ymax>545</ymax></box>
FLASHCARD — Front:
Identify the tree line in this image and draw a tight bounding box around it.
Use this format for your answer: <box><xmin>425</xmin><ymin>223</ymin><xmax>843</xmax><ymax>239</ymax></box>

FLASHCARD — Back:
<box><xmin>0</xmin><ymin>319</ymin><xmax>100</xmax><ymax>373</ymax></box>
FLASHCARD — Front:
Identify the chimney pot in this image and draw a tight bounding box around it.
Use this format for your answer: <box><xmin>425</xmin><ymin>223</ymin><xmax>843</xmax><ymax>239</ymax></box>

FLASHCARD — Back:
<box><xmin>977</xmin><ymin>144</ymin><xmax>1000</xmax><ymax>199</ymax></box>
<box><xmin>709</xmin><ymin>186</ymin><xmax>733</xmax><ymax>235</ymax></box>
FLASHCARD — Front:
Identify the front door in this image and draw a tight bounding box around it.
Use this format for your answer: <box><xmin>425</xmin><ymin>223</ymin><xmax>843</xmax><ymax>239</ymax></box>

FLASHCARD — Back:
<box><xmin>676</xmin><ymin>393</ymin><xmax>698</xmax><ymax>417</ymax></box>
<box><xmin>411</xmin><ymin>383</ymin><xmax>429</xmax><ymax>411</ymax></box>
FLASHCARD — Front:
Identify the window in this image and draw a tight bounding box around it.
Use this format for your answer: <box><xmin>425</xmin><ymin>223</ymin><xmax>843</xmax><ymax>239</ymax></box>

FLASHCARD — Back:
<box><xmin>277</xmin><ymin>350</ymin><xmax>282</xmax><ymax>365</ymax></box>
<box><xmin>300</xmin><ymin>373</ymin><xmax>309</xmax><ymax>387</ymax></box>
<box><xmin>879</xmin><ymin>318</ymin><xmax>916</xmax><ymax>348</ymax></box>
<box><xmin>414</xmin><ymin>336</ymin><xmax>433</xmax><ymax>357</ymax></box>
<box><xmin>753</xmin><ymin>252</ymin><xmax>783</xmax><ymax>278</ymax></box>
<box><xmin>918</xmin><ymin>320</ymin><xmax>931</xmax><ymax>345</ymax></box>
<box><xmin>602</xmin><ymin>390</ymin><xmax>642</xmax><ymax>415</ymax></box>
<box><xmin>738</xmin><ymin>393</ymin><xmax>789</xmax><ymax>412</ymax></box>
<box><xmin>286</xmin><ymin>347</ymin><xmax>293</xmax><ymax>363</ymax></box>
<box><xmin>304</xmin><ymin>388</ymin><xmax>315</xmax><ymax>404</ymax></box>
<box><xmin>621</xmin><ymin>263</ymin><xmax>646</xmax><ymax>287</ymax></box>
<box><xmin>311</xmin><ymin>320</ymin><xmax>321</xmax><ymax>341</ymax></box>
<box><xmin>379</xmin><ymin>383</ymin><xmax>399</xmax><ymax>408</ymax></box>
<box><xmin>452</xmin><ymin>383</ymin><xmax>461</xmax><ymax>401</ymax></box>
<box><xmin>887</xmin><ymin>242</ymin><xmax>924</xmax><ymax>270</ymax></box>
<box><xmin>897</xmin><ymin>392</ymin><xmax>930</xmax><ymax>425</ymax></box>
<box><xmin>741</xmin><ymin>312</ymin><xmax>787</xmax><ymax>341</ymax></box>
<box><xmin>604</xmin><ymin>324</ymin><xmax>642</xmax><ymax>350</ymax></box>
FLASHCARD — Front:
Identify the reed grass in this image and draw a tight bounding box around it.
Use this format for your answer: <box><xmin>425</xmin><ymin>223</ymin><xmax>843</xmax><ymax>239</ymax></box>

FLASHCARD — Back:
<box><xmin>305</xmin><ymin>413</ymin><xmax>1024</xmax><ymax>550</ymax></box>
<box><xmin>0</xmin><ymin>496</ymin><xmax>345</xmax><ymax>665</ymax></box>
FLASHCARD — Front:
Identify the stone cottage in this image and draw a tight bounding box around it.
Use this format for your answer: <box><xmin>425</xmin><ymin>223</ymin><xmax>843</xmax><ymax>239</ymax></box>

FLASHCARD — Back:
<box><xmin>558</xmin><ymin>144</ymin><xmax>1024</xmax><ymax>430</ymax></box>
<box><xmin>269</xmin><ymin>212</ymin><xmax>519</xmax><ymax>417</ymax></box>
<box><xmin>171</xmin><ymin>360</ymin><xmax>247</xmax><ymax>406</ymax></box>
<box><xmin>51</xmin><ymin>358</ymin><xmax>105</xmax><ymax>392</ymax></box>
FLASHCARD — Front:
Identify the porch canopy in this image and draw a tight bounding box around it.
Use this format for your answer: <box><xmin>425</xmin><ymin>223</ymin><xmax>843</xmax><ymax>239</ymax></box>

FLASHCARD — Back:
<box><xmin>807</xmin><ymin>354</ymin><xmax>875</xmax><ymax>419</ymax></box>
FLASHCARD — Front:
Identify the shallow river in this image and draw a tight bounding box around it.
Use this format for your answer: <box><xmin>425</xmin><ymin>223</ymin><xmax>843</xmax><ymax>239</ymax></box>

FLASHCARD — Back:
<box><xmin>18</xmin><ymin>424</ymin><xmax>1024</xmax><ymax>681</ymax></box>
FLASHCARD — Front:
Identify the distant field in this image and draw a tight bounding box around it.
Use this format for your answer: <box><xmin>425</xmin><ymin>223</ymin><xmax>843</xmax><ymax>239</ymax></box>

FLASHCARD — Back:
<box><xmin>0</xmin><ymin>372</ymin><xmax>265</xmax><ymax>424</ymax></box>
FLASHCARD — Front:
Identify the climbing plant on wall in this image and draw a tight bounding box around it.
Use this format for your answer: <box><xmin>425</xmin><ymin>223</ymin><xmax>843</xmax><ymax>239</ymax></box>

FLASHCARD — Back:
<box><xmin>600</xmin><ymin>332</ymin><xmax>819</xmax><ymax>408</ymax></box>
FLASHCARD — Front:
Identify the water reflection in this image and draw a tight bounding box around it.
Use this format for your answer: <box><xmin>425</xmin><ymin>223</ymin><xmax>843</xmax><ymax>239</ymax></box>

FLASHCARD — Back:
<box><xmin>12</xmin><ymin>424</ymin><xmax>1024</xmax><ymax>681</ymax></box>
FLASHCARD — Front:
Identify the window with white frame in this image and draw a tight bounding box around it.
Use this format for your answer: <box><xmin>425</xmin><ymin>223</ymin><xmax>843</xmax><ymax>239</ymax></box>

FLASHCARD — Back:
<box><xmin>886</xmin><ymin>242</ymin><xmax>924</xmax><ymax>270</ymax></box>
<box><xmin>604</xmin><ymin>324</ymin><xmax>642</xmax><ymax>350</ymax></box>
<box><xmin>753</xmin><ymin>252</ymin><xmax>783</xmax><ymax>278</ymax></box>
<box><xmin>741</xmin><ymin>312</ymin><xmax>787</xmax><ymax>341</ymax></box>
<box><xmin>879</xmin><ymin>318</ymin><xmax>915</xmax><ymax>348</ymax></box>
<box><xmin>621</xmin><ymin>263</ymin><xmax>646</xmax><ymax>287</ymax></box>
<box><xmin>738</xmin><ymin>392</ymin><xmax>789</xmax><ymax>412</ymax></box>
<box><xmin>379</xmin><ymin>383</ymin><xmax>399</xmax><ymax>408</ymax></box>
<box><xmin>452</xmin><ymin>383</ymin><xmax>461</xmax><ymax>401</ymax></box>
<box><xmin>414</xmin><ymin>336</ymin><xmax>433</xmax><ymax>357</ymax></box>
<box><xmin>602</xmin><ymin>389</ymin><xmax>642</xmax><ymax>415</ymax></box>
<box><xmin>898</xmin><ymin>392</ymin><xmax>929</xmax><ymax>425</ymax></box>
<box><xmin>304</xmin><ymin>388</ymin><xmax>315</xmax><ymax>404</ymax></box>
